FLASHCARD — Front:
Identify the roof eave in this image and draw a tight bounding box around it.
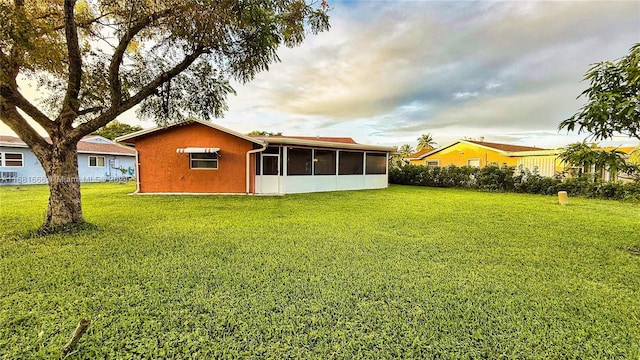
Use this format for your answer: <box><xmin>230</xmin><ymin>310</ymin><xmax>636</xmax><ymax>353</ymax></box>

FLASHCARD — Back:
<box><xmin>0</xmin><ymin>143</ymin><xmax>29</xmax><ymax>148</ymax></box>
<box><xmin>260</xmin><ymin>137</ymin><xmax>395</xmax><ymax>152</ymax></box>
<box><xmin>115</xmin><ymin>118</ymin><xmax>266</xmax><ymax>146</ymax></box>
<box><xmin>77</xmin><ymin>150</ymin><xmax>136</xmax><ymax>156</ymax></box>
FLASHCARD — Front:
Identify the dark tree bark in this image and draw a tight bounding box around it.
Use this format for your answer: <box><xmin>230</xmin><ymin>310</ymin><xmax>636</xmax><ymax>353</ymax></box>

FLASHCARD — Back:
<box><xmin>37</xmin><ymin>140</ymin><xmax>84</xmax><ymax>231</ymax></box>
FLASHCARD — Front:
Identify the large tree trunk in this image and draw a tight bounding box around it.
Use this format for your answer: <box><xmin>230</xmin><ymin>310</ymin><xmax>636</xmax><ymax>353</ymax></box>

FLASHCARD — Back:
<box><xmin>38</xmin><ymin>142</ymin><xmax>84</xmax><ymax>231</ymax></box>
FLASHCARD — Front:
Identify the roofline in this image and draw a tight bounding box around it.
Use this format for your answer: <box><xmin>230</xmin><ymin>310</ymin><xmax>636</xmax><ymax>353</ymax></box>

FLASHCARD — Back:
<box><xmin>77</xmin><ymin>150</ymin><xmax>135</xmax><ymax>156</ymax></box>
<box><xmin>409</xmin><ymin>139</ymin><xmax>553</xmax><ymax>160</ymax></box>
<box><xmin>0</xmin><ymin>144</ymin><xmax>134</xmax><ymax>156</ymax></box>
<box><xmin>509</xmin><ymin>149</ymin><xmax>559</xmax><ymax>156</ymax></box>
<box><xmin>1</xmin><ymin>138</ymin><xmax>135</xmax><ymax>155</ymax></box>
<box><xmin>407</xmin><ymin>141</ymin><xmax>461</xmax><ymax>160</ymax></box>
<box><xmin>0</xmin><ymin>142</ymin><xmax>29</xmax><ymax>148</ymax></box>
<box><xmin>115</xmin><ymin>118</ymin><xmax>266</xmax><ymax>145</ymax></box>
<box><xmin>260</xmin><ymin>137</ymin><xmax>395</xmax><ymax>152</ymax></box>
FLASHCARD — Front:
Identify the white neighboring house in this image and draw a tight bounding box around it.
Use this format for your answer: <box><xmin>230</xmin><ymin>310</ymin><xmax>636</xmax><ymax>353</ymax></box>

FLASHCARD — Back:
<box><xmin>0</xmin><ymin>135</ymin><xmax>136</xmax><ymax>185</ymax></box>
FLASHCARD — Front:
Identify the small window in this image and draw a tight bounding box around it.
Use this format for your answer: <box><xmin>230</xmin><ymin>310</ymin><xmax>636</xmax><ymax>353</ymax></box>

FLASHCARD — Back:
<box><xmin>365</xmin><ymin>153</ymin><xmax>387</xmax><ymax>174</ymax></box>
<box><xmin>190</xmin><ymin>153</ymin><xmax>218</xmax><ymax>169</ymax></box>
<box><xmin>88</xmin><ymin>156</ymin><xmax>105</xmax><ymax>167</ymax></box>
<box><xmin>3</xmin><ymin>153</ymin><xmax>23</xmax><ymax>167</ymax></box>
<box><xmin>467</xmin><ymin>159</ymin><xmax>481</xmax><ymax>168</ymax></box>
<box><xmin>425</xmin><ymin>160</ymin><xmax>440</xmax><ymax>167</ymax></box>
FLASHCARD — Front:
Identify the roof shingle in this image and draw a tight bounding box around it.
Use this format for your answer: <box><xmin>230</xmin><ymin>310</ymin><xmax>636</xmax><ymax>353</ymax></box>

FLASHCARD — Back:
<box><xmin>0</xmin><ymin>135</ymin><xmax>135</xmax><ymax>155</ymax></box>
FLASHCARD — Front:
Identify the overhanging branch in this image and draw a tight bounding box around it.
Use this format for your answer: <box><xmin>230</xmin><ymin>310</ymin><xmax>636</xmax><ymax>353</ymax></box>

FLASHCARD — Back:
<box><xmin>108</xmin><ymin>8</ymin><xmax>175</xmax><ymax>107</ymax></box>
<box><xmin>71</xmin><ymin>48</ymin><xmax>206</xmax><ymax>140</ymax></box>
<box><xmin>0</xmin><ymin>85</ymin><xmax>55</xmax><ymax>132</ymax></box>
<box><xmin>0</xmin><ymin>98</ymin><xmax>50</xmax><ymax>152</ymax></box>
<box><xmin>77</xmin><ymin>106</ymin><xmax>102</xmax><ymax>116</ymax></box>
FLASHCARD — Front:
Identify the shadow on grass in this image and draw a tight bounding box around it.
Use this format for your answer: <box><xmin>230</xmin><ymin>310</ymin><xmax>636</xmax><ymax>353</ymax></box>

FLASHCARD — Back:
<box><xmin>6</xmin><ymin>222</ymin><xmax>101</xmax><ymax>241</ymax></box>
<box><xmin>621</xmin><ymin>245</ymin><xmax>640</xmax><ymax>256</ymax></box>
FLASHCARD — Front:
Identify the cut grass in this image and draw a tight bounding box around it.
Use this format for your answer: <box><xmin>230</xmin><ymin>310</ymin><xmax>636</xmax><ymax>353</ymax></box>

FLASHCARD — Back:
<box><xmin>1</xmin><ymin>183</ymin><xmax>639</xmax><ymax>358</ymax></box>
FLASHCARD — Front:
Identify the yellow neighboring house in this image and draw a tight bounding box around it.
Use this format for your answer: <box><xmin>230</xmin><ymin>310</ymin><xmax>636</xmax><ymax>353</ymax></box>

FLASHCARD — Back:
<box><xmin>407</xmin><ymin>139</ymin><xmax>638</xmax><ymax>180</ymax></box>
<box><xmin>407</xmin><ymin>139</ymin><xmax>561</xmax><ymax>177</ymax></box>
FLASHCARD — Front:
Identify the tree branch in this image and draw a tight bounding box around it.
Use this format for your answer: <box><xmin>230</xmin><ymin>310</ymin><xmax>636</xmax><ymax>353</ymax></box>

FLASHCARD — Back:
<box><xmin>72</xmin><ymin>48</ymin><xmax>206</xmax><ymax>140</ymax></box>
<box><xmin>108</xmin><ymin>8</ymin><xmax>174</xmax><ymax>107</ymax></box>
<box><xmin>77</xmin><ymin>106</ymin><xmax>102</xmax><ymax>116</ymax></box>
<box><xmin>0</xmin><ymin>98</ymin><xmax>50</xmax><ymax>152</ymax></box>
<box><xmin>0</xmin><ymin>85</ymin><xmax>54</xmax><ymax>132</ymax></box>
<box><xmin>60</xmin><ymin>0</ymin><xmax>82</xmax><ymax>125</ymax></box>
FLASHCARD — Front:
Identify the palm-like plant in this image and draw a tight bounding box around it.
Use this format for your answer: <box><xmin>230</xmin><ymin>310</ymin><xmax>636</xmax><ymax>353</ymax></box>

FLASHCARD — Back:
<box><xmin>398</xmin><ymin>144</ymin><xmax>415</xmax><ymax>157</ymax></box>
<box><xmin>417</xmin><ymin>133</ymin><xmax>437</xmax><ymax>151</ymax></box>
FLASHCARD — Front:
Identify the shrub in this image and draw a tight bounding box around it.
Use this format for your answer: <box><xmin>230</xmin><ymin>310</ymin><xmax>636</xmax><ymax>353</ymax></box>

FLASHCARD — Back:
<box><xmin>389</xmin><ymin>164</ymin><xmax>640</xmax><ymax>201</ymax></box>
<box><xmin>476</xmin><ymin>165</ymin><xmax>515</xmax><ymax>191</ymax></box>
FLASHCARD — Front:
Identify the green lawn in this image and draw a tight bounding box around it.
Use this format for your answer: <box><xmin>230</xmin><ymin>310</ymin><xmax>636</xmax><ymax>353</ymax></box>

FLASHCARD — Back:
<box><xmin>1</xmin><ymin>183</ymin><xmax>639</xmax><ymax>359</ymax></box>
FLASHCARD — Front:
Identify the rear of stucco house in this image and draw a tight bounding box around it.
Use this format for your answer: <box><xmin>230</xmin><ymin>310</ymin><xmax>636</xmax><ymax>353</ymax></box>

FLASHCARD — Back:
<box><xmin>116</xmin><ymin>119</ymin><xmax>395</xmax><ymax>195</ymax></box>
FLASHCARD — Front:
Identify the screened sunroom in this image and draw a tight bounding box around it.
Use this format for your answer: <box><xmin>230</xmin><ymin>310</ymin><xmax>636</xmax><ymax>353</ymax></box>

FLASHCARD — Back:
<box><xmin>252</xmin><ymin>137</ymin><xmax>394</xmax><ymax>194</ymax></box>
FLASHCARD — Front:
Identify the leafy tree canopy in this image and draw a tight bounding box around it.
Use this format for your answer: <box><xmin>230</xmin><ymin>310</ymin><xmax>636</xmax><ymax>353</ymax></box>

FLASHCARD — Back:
<box><xmin>559</xmin><ymin>43</ymin><xmax>640</xmax><ymax>141</ymax></box>
<box><xmin>92</xmin><ymin>121</ymin><xmax>142</xmax><ymax>140</ymax></box>
<box><xmin>247</xmin><ymin>130</ymin><xmax>283</xmax><ymax>136</ymax></box>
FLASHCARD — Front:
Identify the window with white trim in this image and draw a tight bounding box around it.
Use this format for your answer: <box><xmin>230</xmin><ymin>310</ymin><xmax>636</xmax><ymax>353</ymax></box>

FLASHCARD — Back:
<box><xmin>190</xmin><ymin>153</ymin><xmax>219</xmax><ymax>169</ymax></box>
<box><xmin>88</xmin><ymin>156</ymin><xmax>105</xmax><ymax>167</ymax></box>
<box><xmin>425</xmin><ymin>160</ymin><xmax>440</xmax><ymax>167</ymax></box>
<box><xmin>1</xmin><ymin>152</ymin><xmax>23</xmax><ymax>167</ymax></box>
<box><xmin>467</xmin><ymin>158</ymin><xmax>481</xmax><ymax>168</ymax></box>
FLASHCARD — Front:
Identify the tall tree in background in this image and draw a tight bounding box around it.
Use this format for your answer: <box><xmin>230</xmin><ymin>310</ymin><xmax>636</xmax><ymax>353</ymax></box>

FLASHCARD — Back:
<box><xmin>0</xmin><ymin>0</ymin><xmax>329</xmax><ymax>232</ymax></box>
<box><xmin>389</xmin><ymin>143</ymin><xmax>414</xmax><ymax>167</ymax></box>
<box><xmin>559</xmin><ymin>43</ymin><xmax>640</xmax><ymax>142</ymax></box>
<box><xmin>417</xmin><ymin>133</ymin><xmax>436</xmax><ymax>151</ymax></box>
<box><xmin>398</xmin><ymin>144</ymin><xmax>415</xmax><ymax>158</ymax></box>
<box><xmin>92</xmin><ymin>121</ymin><xmax>142</xmax><ymax>140</ymax></box>
<box><xmin>247</xmin><ymin>130</ymin><xmax>283</xmax><ymax>136</ymax></box>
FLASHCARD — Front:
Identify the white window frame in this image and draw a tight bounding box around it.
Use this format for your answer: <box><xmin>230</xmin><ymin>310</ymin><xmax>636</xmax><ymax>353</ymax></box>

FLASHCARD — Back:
<box><xmin>88</xmin><ymin>155</ymin><xmax>106</xmax><ymax>168</ymax></box>
<box><xmin>1</xmin><ymin>152</ymin><xmax>24</xmax><ymax>167</ymax></box>
<box><xmin>467</xmin><ymin>158</ymin><xmax>481</xmax><ymax>168</ymax></box>
<box><xmin>425</xmin><ymin>160</ymin><xmax>440</xmax><ymax>167</ymax></box>
<box><xmin>190</xmin><ymin>153</ymin><xmax>219</xmax><ymax>170</ymax></box>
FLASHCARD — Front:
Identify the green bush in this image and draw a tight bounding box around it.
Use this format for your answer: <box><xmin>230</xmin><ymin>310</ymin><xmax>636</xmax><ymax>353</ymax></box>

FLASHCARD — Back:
<box><xmin>390</xmin><ymin>164</ymin><xmax>640</xmax><ymax>201</ymax></box>
<box><xmin>476</xmin><ymin>165</ymin><xmax>516</xmax><ymax>191</ymax></box>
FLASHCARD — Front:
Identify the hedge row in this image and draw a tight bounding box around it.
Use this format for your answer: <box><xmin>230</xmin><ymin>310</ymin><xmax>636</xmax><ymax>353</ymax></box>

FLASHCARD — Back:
<box><xmin>389</xmin><ymin>164</ymin><xmax>640</xmax><ymax>201</ymax></box>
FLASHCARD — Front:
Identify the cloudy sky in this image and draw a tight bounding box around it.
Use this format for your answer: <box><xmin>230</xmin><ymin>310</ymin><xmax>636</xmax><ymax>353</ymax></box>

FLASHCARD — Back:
<box><xmin>3</xmin><ymin>0</ymin><xmax>639</xmax><ymax>149</ymax></box>
<box><xmin>219</xmin><ymin>0</ymin><xmax>639</xmax><ymax>149</ymax></box>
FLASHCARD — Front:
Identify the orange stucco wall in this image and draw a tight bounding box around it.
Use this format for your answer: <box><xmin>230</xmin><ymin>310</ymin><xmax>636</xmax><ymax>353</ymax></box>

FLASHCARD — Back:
<box><xmin>132</xmin><ymin>123</ymin><xmax>256</xmax><ymax>193</ymax></box>
<box><xmin>409</xmin><ymin>142</ymin><xmax>517</xmax><ymax>167</ymax></box>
